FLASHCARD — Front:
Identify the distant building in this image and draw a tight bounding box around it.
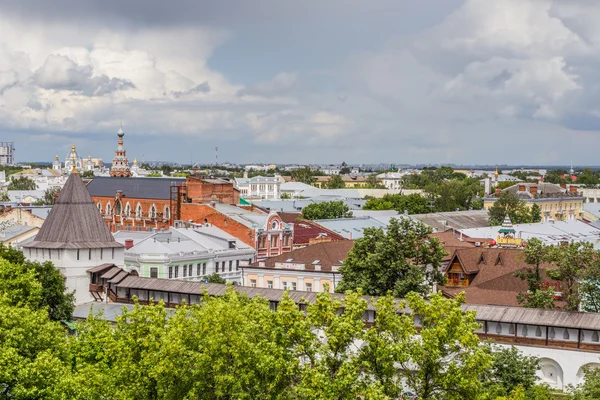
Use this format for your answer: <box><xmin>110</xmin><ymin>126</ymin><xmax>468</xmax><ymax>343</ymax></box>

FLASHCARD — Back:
<box><xmin>114</xmin><ymin>225</ymin><xmax>255</xmax><ymax>284</ymax></box>
<box><xmin>64</xmin><ymin>145</ymin><xmax>84</xmax><ymax>173</ymax></box>
<box><xmin>0</xmin><ymin>142</ymin><xmax>15</xmax><ymax>165</ymax></box>
<box><xmin>22</xmin><ymin>170</ymin><xmax>125</xmax><ymax>305</ymax></box>
<box><xmin>484</xmin><ymin>183</ymin><xmax>585</xmax><ymax>222</ymax></box>
<box><xmin>241</xmin><ymin>240</ymin><xmax>353</xmax><ymax>292</ymax></box>
<box><xmin>234</xmin><ymin>175</ymin><xmax>281</xmax><ymax>199</ymax></box>
<box><xmin>110</xmin><ymin>122</ymin><xmax>132</xmax><ymax>178</ymax></box>
<box><xmin>377</xmin><ymin>171</ymin><xmax>403</xmax><ymax>190</ymax></box>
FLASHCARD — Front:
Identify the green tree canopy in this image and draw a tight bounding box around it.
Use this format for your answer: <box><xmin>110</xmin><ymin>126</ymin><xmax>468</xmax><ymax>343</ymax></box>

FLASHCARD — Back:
<box><xmin>488</xmin><ymin>191</ymin><xmax>536</xmax><ymax>226</ymax></box>
<box><xmin>302</xmin><ymin>201</ymin><xmax>353</xmax><ymax>220</ymax></box>
<box><xmin>7</xmin><ymin>176</ymin><xmax>37</xmax><ymax>191</ymax></box>
<box><xmin>336</xmin><ymin>218</ymin><xmax>446</xmax><ymax>297</ymax></box>
<box><xmin>363</xmin><ymin>193</ymin><xmax>430</xmax><ymax>214</ymax></box>
<box><xmin>292</xmin><ymin>167</ymin><xmax>317</xmax><ymax>185</ymax></box>
<box><xmin>326</xmin><ymin>174</ymin><xmax>345</xmax><ymax>189</ymax></box>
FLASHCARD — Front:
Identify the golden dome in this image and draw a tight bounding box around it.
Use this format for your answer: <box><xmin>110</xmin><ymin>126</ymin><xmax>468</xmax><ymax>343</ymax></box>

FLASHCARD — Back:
<box><xmin>133</xmin><ymin>158</ymin><xmax>138</xmax><ymax>165</ymax></box>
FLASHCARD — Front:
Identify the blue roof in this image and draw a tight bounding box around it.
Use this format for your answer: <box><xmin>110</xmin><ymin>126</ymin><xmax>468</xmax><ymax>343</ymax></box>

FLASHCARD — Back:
<box><xmin>86</xmin><ymin>176</ymin><xmax>185</xmax><ymax>200</ymax></box>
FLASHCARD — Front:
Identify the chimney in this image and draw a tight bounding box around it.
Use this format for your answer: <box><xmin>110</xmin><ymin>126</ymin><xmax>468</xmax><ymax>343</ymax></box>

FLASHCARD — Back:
<box><xmin>529</xmin><ymin>186</ymin><xmax>538</xmax><ymax>195</ymax></box>
<box><xmin>518</xmin><ymin>185</ymin><xmax>526</xmax><ymax>192</ymax></box>
<box><xmin>211</xmin><ymin>201</ymin><xmax>216</xmax><ymax>208</ymax></box>
<box><xmin>125</xmin><ymin>239</ymin><xmax>134</xmax><ymax>250</ymax></box>
<box><xmin>560</xmin><ymin>183</ymin><xmax>567</xmax><ymax>189</ymax></box>
<box><xmin>569</xmin><ymin>185</ymin><xmax>578</xmax><ymax>193</ymax></box>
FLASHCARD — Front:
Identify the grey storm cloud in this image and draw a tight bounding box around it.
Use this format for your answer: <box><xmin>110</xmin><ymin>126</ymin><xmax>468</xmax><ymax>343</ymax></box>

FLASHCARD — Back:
<box><xmin>32</xmin><ymin>54</ymin><xmax>135</xmax><ymax>96</ymax></box>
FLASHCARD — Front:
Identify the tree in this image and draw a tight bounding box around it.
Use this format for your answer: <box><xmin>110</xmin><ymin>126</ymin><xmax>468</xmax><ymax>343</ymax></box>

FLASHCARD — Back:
<box><xmin>337</xmin><ymin>218</ymin><xmax>446</xmax><ymax>297</ymax></box>
<box><xmin>363</xmin><ymin>193</ymin><xmax>430</xmax><ymax>214</ymax></box>
<box><xmin>514</xmin><ymin>238</ymin><xmax>555</xmax><ymax>309</ymax></box>
<box><xmin>292</xmin><ymin>167</ymin><xmax>316</xmax><ymax>185</ymax></box>
<box><xmin>280</xmin><ymin>192</ymin><xmax>292</xmax><ymax>199</ymax></box>
<box><xmin>544</xmin><ymin>169</ymin><xmax>569</xmax><ymax>185</ymax></box>
<box><xmin>326</xmin><ymin>174</ymin><xmax>345</xmax><ymax>189</ymax></box>
<box><xmin>570</xmin><ymin>365</ymin><xmax>600</xmax><ymax>399</ymax></box>
<box><xmin>35</xmin><ymin>187</ymin><xmax>60</xmax><ymax>206</ymax></box>
<box><xmin>530</xmin><ymin>203</ymin><xmax>542</xmax><ymax>223</ymax></box>
<box><xmin>7</xmin><ymin>176</ymin><xmax>37</xmax><ymax>191</ymax></box>
<box><xmin>0</xmin><ymin>191</ymin><xmax>9</xmax><ymax>202</ymax></box>
<box><xmin>365</xmin><ymin>174</ymin><xmax>381</xmax><ymax>188</ymax></box>
<box><xmin>204</xmin><ymin>273</ymin><xmax>226</xmax><ymax>284</ymax></box>
<box><xmin>0</xmin><ymin>245</ymin><xmax>75</xmax><ymax>321</ymax></box>
<box><xmin>302</xmin><ymin>201</ymin><xmax>353</xmax><ymax>220</ymax></box>
<box><xmin>80</xmin><ymin>170</ymin><xmax>94</xmax><ymax>178</ymax></box>
<box><xmin>483</xmin><ymin>346</ymin><xmax>552</xmax><ymax>399</ymax></box>
<box><xmin>399</xmin><ymin>292</ymin><xmax>492</xmax><ymax>399</ymax></box>
<box><xmin>546</xmin><ymin>242</ymin><xmax>596</xmax><ymax>311</ymax></box>
<box><xmin>488</xmin><ymin>191</ymin><xmax>534</xmax><ymax>226</ymax></box>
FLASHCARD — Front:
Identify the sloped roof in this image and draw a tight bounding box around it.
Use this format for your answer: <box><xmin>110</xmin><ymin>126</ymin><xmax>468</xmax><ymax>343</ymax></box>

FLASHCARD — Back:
<box><xmin>23</xmin><ymin>173</ymin><xmax>124</xmax><ymax>249</ymax></box>
<box><xmin>250</xmin><ymin>240</ymin><xmax>354</xmax><ymax>272</ymax></box>
<box><xmin>87</xmin><ymin>176</ymin><xmax>185</xmax><ymax>200</ymax></box>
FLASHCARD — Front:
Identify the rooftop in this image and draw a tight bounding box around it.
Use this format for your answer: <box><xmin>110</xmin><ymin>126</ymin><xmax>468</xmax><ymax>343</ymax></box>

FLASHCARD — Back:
<box><xmin>313</xmin><ymin>216</ymin><xmax>388</xmax><ymax>239</ymax></box>
<box><xmin>411</xmin><ymin>210</ymin><xmax>490</xmax><ymax>232</ymax></box>
<box><xmin>87</xmin><ymin>176</ymin><xmax>185</xmax><ymax>200</ymax></box>
<box><xmin>250</xmin><ymin>240</ymin><xmax>353</xmax><ymax>272</ymax></box>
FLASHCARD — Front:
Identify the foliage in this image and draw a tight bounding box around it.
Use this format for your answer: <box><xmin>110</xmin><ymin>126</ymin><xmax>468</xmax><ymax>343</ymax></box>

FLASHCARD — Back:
<box><xmin>488</xmin><ymin>191</ymin><xmax>537</xmax><ymax>226</ymax></box>
<box><xmin>365</xmin><ymin>174</ymin><xmax>383</xmax><ymax>188</ymax></box>
<box><xmin>424</xmin><ymin>177</ymin><xmax>483</xmax><ymax>212</ymax></box>
<box><xmin>280</xmin><ymin>192</ymin><xmax>291</xmax><ymax>199</ymax></box>
<box><xmin>400</xmin><ymin>166</ymin><xmax>469</xmax><ymax>189</ymax></box>
<box><xmin>0</xmin><ymin>191</ymin><xmax>9</xmax><ymax>202</ymax></box>
<box><xmin>146</xmin><ymin>172</ymin><xmax>162</xmax><ymax>177</ymax></box>
<box><xmin>400</xmin><ymin>292</ymin><xmax>492</xmax><ymax>399</ymax></box>
<box><xmin>172</xmin><ymin>171</ymin><xmax>190</xmax><ymax>177</ymax></box>
<box><xmin>514</xmin><ymin>238</ymin><xmax>555</xmax><ymax>309</ymax></box>
<box><xmin>483</xmin><ymin>346</ymin><xmax>552</xmax><ymax>399</ymax></box>
<box><xmin>544</xmin><ymin>169</ymin><xmax>569</xmax><ymax>185</ymax></box>
<box><xmin>302</xmin><ymin>201</ymin><xmax>353</xmax><ymax>220</ymax></box>
<box><xmin>570</xmin><ymin>364</ymin><xmax>600</xmax><ymax>399</ymax></box>
<box><xmin>292</xmin><ymin>167</ymin><xmax>317</xmax><ymax>185</ymax></box>
<box><xmin>363</xmin><ymin>193</ymin><xmax>430</xmax><ymax>214</ymax></box>
<box><xmin>34</xmin><ymin>187</ymin><xmax>60</xmax><ymax>206</ymax></box>
<box><xmin>337</xmin><ymin>218</ymin><xmax>446</xmax><ymax>297</ymax></box>
<box><xmin>530</xmin><ymin>203</ymin><xmax>542</xmax><ymax>223</ymax></box>
<box><xmin>80</xmin><ymin>170</ymin><xmax>94</xmax><ymax>178</ymax></box>
<box><xmin>546</xmin><ymin>242</ymin><xmax>596</xmax><ymax>311</ymax></box>
<box><xmin>7</xmin><ymin>176</ymin><xmax>37</xmax><ymax>191</ymax></box>
<box><xmin>0</xmin><ymin>246</ymin><xmax>75</xmax><ymax>321</ymax></box>
<box><xmin>496</xmin><ymin>181</ymin><xmax>518</xmax><ymax>190</ymax></box>
<box><xmin>326</xmin><ymin>174</ymin><xmax>345</xmax><ymax>189</ymax></box>
<box><xmin>204</xmin><ymin>273</ymin><xmax>226</xmax><ymax>284</ymax></box>
<box><xmin>0</xmin><ymin>165</ymin><xmax>23</xmax><ymax>176</ymax></box>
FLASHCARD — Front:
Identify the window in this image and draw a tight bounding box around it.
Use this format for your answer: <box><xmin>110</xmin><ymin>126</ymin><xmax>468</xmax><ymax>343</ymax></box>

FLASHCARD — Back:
<box><xmin>305</xmin><ymin>282</ymin><xmax>312</xmax><ymax>292</ymax></box>
<box><xmin>222</xmin><ymin>262</ymin><xmax>226</xmax><ymax>272</ymax></box>
<box><xmin>183</xmin><ymin>265</ymin><xmax>187</xmax><ymax>277</ymax></box>
<box><xmin>250</xmin><ymin>279</ymin><xmax>257</xmax><ymax>288</ymax></box>
<box><xmin>593</xmin><ymin>331</ymin><xmax>599</xmax><ymax>343</ymax></box>
<box><xmin>236</xmin><ymin>260</ymin><xmax>240</xmax><ymax>270</ymax></box>
<box><xmin>76</xmin><ymin>249</ymin><xmax>80</xmax><ymax>260</ymax></box>
<box><xmin>136</xmin><ymin>204</ymin><xmax>143</xmax><ymax>218</ymax></box>
<box><xmin>229</xmin><ymin>261</ymin><xmax>233</xmax><ymax>272</ymax></box>
<box><xmin>197</xmin><ymin>263</ymin><xmax>201</xmax><ymax>276</ymax></box>
<box><xmin>89</xmin><ymin>249</ymin><xmax>92</xmax><ymax>260</ymax></box>
<box><xmin>57</xmin><ymin>250</ymin><xmax>61</xmax><ymax>260</ymax></box>
<box><xmin>271</xmin><ymin>221</ymin><xmax>279</xmax><ymax>230</ymax></box>
<box><xmin>267</xmin><ymin>280</ymin><xmax>273</xmax><ymax>289</ymax></box>
<box><xmin>106</xmin><ymin>202</ymin><xmax>112</xmax><ymax>215</ymax></box>
<box><xmin>291</xmin><ymin>282</ymin><xmax>297</xmax><ymax>291</ymax></box>
<box><xmin>549</xmin><ymin>327</ymin><xmax>555</xmax><ymax>339</ymax></box>
<box><xmin>563</xmin><ymin>329</ymin><xmax>570</xmax><ymax>340</ymax></box>
<box><xmin>495</xmin><ymin>323</ymin><xmax>502</xmax><ymax>334</ymax></box>
<box><xmin>97</xmin><ymin>202</ymin><xmax>102</xmax><ymax>212</ymax></box>
<box><xmin>169</xmin><ymin>267</ymin><xmax>173</xmax><ymax>279</ymax></box>
<box><xmin>175</xmin><ymin>266</ymin><xmax>179</xmax><ymax>278</ymax></box>
<box><xmin>521</xmin><ymin>325</ymin><xmax>528</xmax><ymax>337</ymax></box>
<box><xmin>115</xmin><ymin>200</ymin><xmax>122</xmax><ymax>215</ymax></box>
<box><xmin>100</xmin><ymin>248</ymin><xmax>103</xmax><ymax>260</ymax></box>
<box><xmin>202</xmin><ymin>263</ymin><xmax>207</xmax><ymax>275</ymax></box>
<box><xmin>125</xmin><ymin>203</ymin><xmax>131</xmax><ymax>217</ymax></box>
<box><xmin>189</xmin><ymin>265</ymin><xmax>192</xmax><ymax>277</ymax></box>
<box><xmin>164</xmin><ymin>206</ymin><xmax>170</xmax><ymax>220</ymax></box>
<box><xmin>150</xmin><ymin>268</ymin><xmax>158</xmax><ymax>278</ymax></box>
<box><xmin>112</xmin><ymin>248</ymin><xmax>115</xmax><ymax>259</ymax></box>
<box><xmin>509</xmin><ymin>324</ymin><xmax>515</xmax><ymax>335</ymax></box>
<box><xmin>271</xmin><ymin>236</ymin><xmax>278</xmax><ymax>248</ymax></box>
<box><xmin>149</xmin><ymin>205</ymin><xmax>157</xmax><ymax>218</ymax></box>
<box><xmin>535</xmin><ymin>326</ymin><xmax>542</xmax><ymax>337</ymax></box>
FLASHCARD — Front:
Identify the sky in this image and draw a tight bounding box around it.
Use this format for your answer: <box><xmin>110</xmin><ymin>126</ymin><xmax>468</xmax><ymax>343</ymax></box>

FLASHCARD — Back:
<box><xmin>1</xmin><ymin>0</ymin><xmax>600</xmax><ymax>165</ymax></box>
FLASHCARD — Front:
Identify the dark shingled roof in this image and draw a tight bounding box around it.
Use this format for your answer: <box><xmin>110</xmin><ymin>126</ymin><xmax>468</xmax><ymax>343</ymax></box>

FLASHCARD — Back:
<box><xmin>23</xmin><ymin>173</ymin><xmax>124</xmax><ymax>249</ymax></box>
<box><xmin>87</xmin><ymin>176</ymin><xmax>185</xmax><ymax>200</ymax></box>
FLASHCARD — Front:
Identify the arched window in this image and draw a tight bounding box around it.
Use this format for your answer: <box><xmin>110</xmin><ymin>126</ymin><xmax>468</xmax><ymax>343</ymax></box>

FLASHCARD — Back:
<box><xmin>115</xmin><ymin>200</ymin><xmax>122</xmax><ymax>216</ymax></box>
<box><xmin>106</xmin><ymin>202</ymin><xmax>112</xmax><ymax>216</ymax></box>
<box><xmin>495</xmin><ymin>323</ymin><xmax>502</xmax><ymax>334</ymax></box>
<box><xmin>136</xmin><ymin>204</ymin><xmax>143</xmax><ymax>218</ymax></box>
<box><xmin>521</xmin><ymin>325</ymin><xmax>528</xmax><ymax>337</ymax></box>
<box><xmin>592</xmin><ymin>331</ymin><xmax>599</xmax><ymax>343</ymax></box>
<box><xmin>97</xmin><ymin>202</ymin><xmax>102</xmax><ymax>213</ymax></box>
<box><xmin>536</xmin><ymin>326</ymin><xmax>542</xmax><ymax>337</ymax></box>
<box><xmin>125</xmin><ymin>203</ymin><xmax>131</xmax><ymax>217</ymax></box>
<box><xmin>164</xmin><ymin>206</ymin><xmax>170</xmax><ymax>220</ymax></box>
<box><xmin>549</xmin><ymin>327</ymin><xmax>555</xmax><ymax>339</ymax></box>
<box><xmin>149</xmin><ymin>204</ymin><xmax>157</xmax><ymax>218</ymax></box>
<box><xmin>563</xmin><ymin>329</ymin><xmax>570</xmax><ymax>340</ymax></box>
<box><xmin>509</xmin><ymin>324</ymin><xmax>515</xmax><ymax>335</ymax></box>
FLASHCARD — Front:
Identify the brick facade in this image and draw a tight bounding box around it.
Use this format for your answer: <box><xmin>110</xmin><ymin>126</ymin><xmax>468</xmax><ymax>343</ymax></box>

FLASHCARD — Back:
<box><xmin>186</xmin><ymin>177</ymin><xmax>240</xmax><ymax>205</ymax></box>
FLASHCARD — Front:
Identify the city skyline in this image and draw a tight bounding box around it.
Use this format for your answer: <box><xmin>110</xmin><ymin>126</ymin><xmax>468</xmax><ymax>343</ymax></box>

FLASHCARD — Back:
<box><xmin>2</xmin><ymin>0</ymin><xmax>600</xmax><ymax>164</ymax></box>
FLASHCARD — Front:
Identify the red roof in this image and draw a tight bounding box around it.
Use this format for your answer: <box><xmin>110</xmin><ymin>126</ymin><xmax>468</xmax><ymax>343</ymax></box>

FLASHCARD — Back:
<box><xmin>279</xmin><ymin>213</ymin><xmax>345</xmax><ymax>246</ymax></box>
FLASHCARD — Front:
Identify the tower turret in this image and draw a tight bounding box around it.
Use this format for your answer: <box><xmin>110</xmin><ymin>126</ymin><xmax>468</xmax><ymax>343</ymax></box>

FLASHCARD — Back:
<box><xmin>110</xmin><ymin>122</ymin><xmax>131</xmax><ymax>178</ymax></box>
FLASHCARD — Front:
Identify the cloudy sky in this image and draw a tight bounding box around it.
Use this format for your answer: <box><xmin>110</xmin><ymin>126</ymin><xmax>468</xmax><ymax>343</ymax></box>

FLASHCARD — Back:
<box><xmin>1</xmin><ymin>0</ymin><xmax>599</xmax><ymax>165</ymax></box>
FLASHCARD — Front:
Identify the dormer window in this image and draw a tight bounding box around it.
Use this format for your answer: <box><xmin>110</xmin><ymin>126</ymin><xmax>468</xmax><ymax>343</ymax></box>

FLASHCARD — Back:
<box><xmin>495</xmin><ymin>255</ymin><xmax>503</xmax><ymax>266</ymax></box>
<box><xmin>271</xmin><ymin>221</ymin><xmax>279</xmax><ymax>230</ymax></box>
<box><xmin>477</xmin><ymin>254</ymin><xmax>486</xmax><ymax>265</ymax></box>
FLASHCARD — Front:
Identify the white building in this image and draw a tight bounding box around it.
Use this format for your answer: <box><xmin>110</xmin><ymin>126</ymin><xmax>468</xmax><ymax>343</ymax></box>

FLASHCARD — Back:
<box><xmin>235</xmin><ymin>175</ymin><xmax>281</xmax><ymax>199</ymax></box>
<box><xmin>22</xmin><ymin>171</ymin><xmax>125</xmax><ymax>305</ymax></box>
<box><xmin>377</xmin><ymin>171</ymin><xmax>404</xmax><ymax>190</ymax></box>
<box><xmin>113</xmin><ymin>225</ymin><xmax>255</xmax><ymax>285</ymax></box>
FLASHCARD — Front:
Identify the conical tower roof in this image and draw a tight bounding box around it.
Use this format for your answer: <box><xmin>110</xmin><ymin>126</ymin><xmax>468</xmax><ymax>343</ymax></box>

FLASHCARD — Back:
<box><xmin>23</xmin><ymin>173</ymin><xmax>123</xmax><ymax>249</ymax></box>
<box><xmin>498</xmin><ymin>214</ymin><xmax>516</xmax><ymax>234</ymax></box>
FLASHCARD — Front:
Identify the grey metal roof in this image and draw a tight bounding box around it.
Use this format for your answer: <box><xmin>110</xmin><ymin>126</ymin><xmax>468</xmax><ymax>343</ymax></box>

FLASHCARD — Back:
<box><xmin>87</xmin><ymin>263</ymin><xmax>117</xmax><ymax>273</ymax></box>
<box><xmin>313</xmin><ymin>217</ymin><xmax>388</xmax><ymax>239</ymax></box>
<box><xmin>0</xmin><ymin>224</ymin><xmax>37</xmax><ymax>241</ymax></box>
<box><xmin>411</xmin><ymin>210</ymin><xmax>490</xmax><ymax>232</ymax></box>
<box><xmin>463</xmin><ymin>304</ymin><xmax>600</xmax><ymax>331</ymax></box>
<box><xmin>73</xmin><ymin>302</ymin><xmax>134</xmax><ymax>322</ymax></box>
<box><xmin>23</xmin><ymin>173</ymin><xmax>124</xmax><ymax>249</ymax></box>
<box><xmin>86</xmin><ymin>176</ymin><xmax>185</xmax><ymax>200</ymax></box>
